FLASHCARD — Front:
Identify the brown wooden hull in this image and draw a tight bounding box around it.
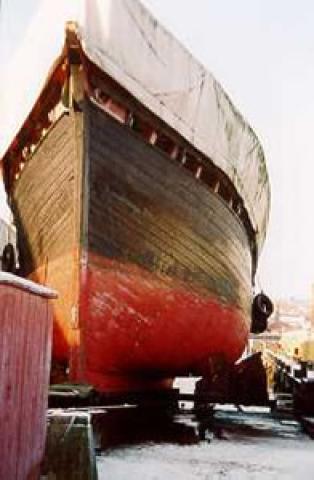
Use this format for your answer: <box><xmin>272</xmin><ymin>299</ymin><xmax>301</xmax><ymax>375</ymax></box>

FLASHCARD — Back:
<box><xmin>10</xmin><ymin>98</ymin><xmax>253</xmax><ymax>391</ymax></box>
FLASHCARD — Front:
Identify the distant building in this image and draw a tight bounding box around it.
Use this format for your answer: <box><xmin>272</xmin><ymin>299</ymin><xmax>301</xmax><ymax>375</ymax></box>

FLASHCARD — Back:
<box><xmin>250</xmin><ymin>296</ymin><xmax>313</xmax><ymax>360</ymax></box>
<box><xmin>310</xmin><ymin>285</ymin><xmax>314</xmax><ymax>329</ymax></box>
<box><xmin>268</xmin><ymin>298</ymin><xmax>311</xmax><ymax>334</ymax></box>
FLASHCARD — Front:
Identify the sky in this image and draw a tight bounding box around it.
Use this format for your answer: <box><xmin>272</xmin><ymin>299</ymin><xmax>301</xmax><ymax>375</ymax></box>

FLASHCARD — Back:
<box><xmin>1</xmin><ymin>0</ymin><xmax>314</xmax><ymax>301</ymax></box>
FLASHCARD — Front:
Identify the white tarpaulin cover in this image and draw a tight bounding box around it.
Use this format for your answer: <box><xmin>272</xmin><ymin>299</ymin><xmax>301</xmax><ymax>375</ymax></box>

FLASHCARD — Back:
<box><xmin>0</xmin><ymin>0</ymin><xmax>270</xmax><ymax>249</ymax></box>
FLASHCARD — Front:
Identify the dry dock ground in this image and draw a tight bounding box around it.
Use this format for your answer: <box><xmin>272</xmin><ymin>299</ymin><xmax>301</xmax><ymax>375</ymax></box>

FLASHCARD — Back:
<box><xmin>96</xmin><ymin>378</ymin><xmax>313</xmax><ymax>480</ymax></box>
<box><xmin>96</xmin><ymin>407</ymin><xmax>313</xmax><ymax>480</ymax></box>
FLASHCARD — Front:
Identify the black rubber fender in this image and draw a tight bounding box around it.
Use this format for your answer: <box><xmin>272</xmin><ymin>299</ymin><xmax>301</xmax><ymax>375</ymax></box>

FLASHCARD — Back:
<box><xmin>254</xmin><ymin>293</ymin><xmax>274</xmax><ymax>317</ymax></box>
<box><xmin>1</xmin><ymin>243</ymin><xmax>16</xmax><ymax>273</ymax></box>
<box><xmin>251</xmin><ymin>293</ymin><xmax>273</xmax><ymax>334</ymax></box>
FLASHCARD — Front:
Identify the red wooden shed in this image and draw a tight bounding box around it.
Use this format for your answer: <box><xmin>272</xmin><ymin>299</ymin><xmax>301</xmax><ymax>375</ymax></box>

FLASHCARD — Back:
<box><xmin>0</xmin><ymin>273</ymin><xmax>56</xmax><ymax>480</ymax></box>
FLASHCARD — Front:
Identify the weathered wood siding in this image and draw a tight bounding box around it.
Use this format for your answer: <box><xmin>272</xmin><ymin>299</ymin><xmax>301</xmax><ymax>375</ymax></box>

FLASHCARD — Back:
<box><xmin>85</xmin><ymin>100</ymin><xmax>252</xmax><ymax>315</ymax></box>
<box><xmin>0</xmin><ymin>281</ymin><xmax>53</xmax><ymax>480</ymax></box>
<box><xmin>11</xmin><ymin>112</ymin><xmax>82</xmax><ymax>361</ymax></box>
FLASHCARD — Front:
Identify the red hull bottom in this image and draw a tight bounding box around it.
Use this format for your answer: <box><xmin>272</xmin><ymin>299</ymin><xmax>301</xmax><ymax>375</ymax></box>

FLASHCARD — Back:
<box><xmin>65</xmin><ymin>254</ymin><xmax>250</xmax><ymax>392</ymax></box>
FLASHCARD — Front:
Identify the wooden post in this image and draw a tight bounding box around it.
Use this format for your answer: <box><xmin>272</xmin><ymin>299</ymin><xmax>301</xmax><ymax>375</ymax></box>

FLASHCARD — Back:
<box><xmin>41</xmin><ymin>412</ymin><xmax>98</xmax><ymax>480</ymax></box>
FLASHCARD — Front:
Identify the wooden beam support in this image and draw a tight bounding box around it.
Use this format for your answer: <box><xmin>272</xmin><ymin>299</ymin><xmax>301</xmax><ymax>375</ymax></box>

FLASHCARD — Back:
<box><xmin>148</xmin><ymin>129</ymin><xmax>158</xmax><ymax>145</ymax></box>
<box><xmin>196</xmin><ymin>165</ymin><xmax>202</xmax><ymax>180</ymax></box>
<box><xmin>214</xmin><ymin>180</ymin><xmax>220</xmax><ymax>194</ymax></box>
<box><xmin>170</xmin><ymin>144</ymin><xmax>179</xmax><ymax>160</ymax></box>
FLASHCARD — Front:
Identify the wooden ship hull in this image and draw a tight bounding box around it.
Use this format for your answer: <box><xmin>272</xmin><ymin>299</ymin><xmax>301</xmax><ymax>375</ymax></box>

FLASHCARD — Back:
<box><xmin>1</xmin><ymin>2</ymin><xmax>270</xmax><ymax>393</ymax></box>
